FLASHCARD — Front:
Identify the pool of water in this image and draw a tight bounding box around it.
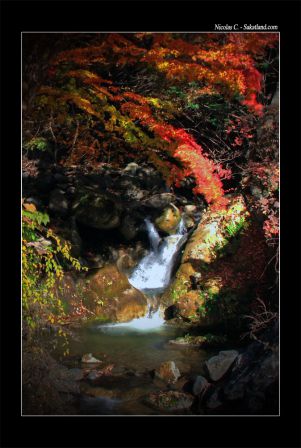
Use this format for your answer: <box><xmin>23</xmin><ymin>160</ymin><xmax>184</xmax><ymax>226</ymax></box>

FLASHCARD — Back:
<box><xmin>59</xmin><ymin>319</ymin><xmax>211</xmax><ymax>415</ymax></box>
<box><xmin>67</xmin><ymin>319</ymin><xmax>209</xmax><ymax>375</ymax></box>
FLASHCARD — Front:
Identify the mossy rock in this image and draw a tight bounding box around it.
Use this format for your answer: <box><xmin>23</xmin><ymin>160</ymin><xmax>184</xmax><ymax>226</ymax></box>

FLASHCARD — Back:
<box><xmin>155</xmin><ymin>205</ymin><xmax>181</xmax><ymax>234</ymax></box>
<box><xmin>81</xmin><ymin>264</ymin><xmax>148</xmax><ymax>322</ymax></box>
<box><xmin>55</xmin><ymin>265</ymin><xmax>148</xmax><ymax>323</ymax></box>
<box><xmin>182</xmin><ymin>195</ymin><xmax>249</xmax><ymax>266</ymax></box>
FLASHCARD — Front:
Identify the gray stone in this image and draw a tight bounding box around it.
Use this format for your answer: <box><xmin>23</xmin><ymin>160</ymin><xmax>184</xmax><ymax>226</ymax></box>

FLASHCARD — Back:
<box><xmin>81</xmin><ymin>353</ymin><xmax>102</xmax><ymax>364</ymax></box>
<box><xmin>142</xmin><ymin>193</ymin><xmax>176</xmax><ymax>209</ymax></box>
<box><xmin>205</xmin><ymin>350</ymin><xmax>239</xmax><ymax>382</ymax></box>
<box><xmin>192</xmin><ymin>375</ymin><xmax>210</xmax><ymax>396</ymax></box>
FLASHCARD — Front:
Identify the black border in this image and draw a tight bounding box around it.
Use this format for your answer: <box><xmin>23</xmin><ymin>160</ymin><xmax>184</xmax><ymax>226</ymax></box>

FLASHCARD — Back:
<box><xmin>1</xmin><ymin>1</ymin><xmax>301</xmax><ymax>447</ymax></box>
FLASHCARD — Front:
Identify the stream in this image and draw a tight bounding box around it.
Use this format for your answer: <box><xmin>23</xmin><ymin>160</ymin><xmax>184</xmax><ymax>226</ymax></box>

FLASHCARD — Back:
<box><xmin>58</xmin><ymin>218</ymin><xmax>211</xmax><ymax>414</ymax></box>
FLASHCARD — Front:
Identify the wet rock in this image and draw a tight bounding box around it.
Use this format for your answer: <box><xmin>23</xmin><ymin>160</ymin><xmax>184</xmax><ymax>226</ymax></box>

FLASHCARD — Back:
<box><xmin>155</xmin><ymin>361</ymin><xmax>181</xmax><ymax>384</ymax></box>
<box><xmin>145</xmin><ymin>391</ymin><xmax>194</xmax><ymax>412</ymax></box>
<box><xmin>49</xmin><ymin>189</ymin><xmax>69</xmax><ymax>215</ymax></box>
<box><xmin>205</xmin><ymin>350</ymin><xmax>239</xmax><ymax>382</ymax></box>
<box><xmin>81</xmin><ymin>353</ymin><xmax>102</xmax><ymax>364</ymax></box>
<box><xmin>114</xmin><ymin>288</ymin><xmax>148</xmax><ymax>322</ymax></box>
<box><xmin>142</xmin><ymin>193</ymin><xmax>176</xmax><ymax>209</ymax></box>
<box><xmin>182</xmin><ymin>195</ymin><xmax>248</xmax><ymax>265</ymax></box>
<box><xmin>192</xmin><ymin>375</ymin><xmax>210</xmax><ymax>396</ymax></box>
<box><xmin>81</xmin><ymin>264</ymin><xmax>148</xmax><ymax>322</ymax></box>
<box><xmin>174</xmin><ymin>290</ymin><xmax>205</xmax><ymax>320</ymax></box>
<box><xmin>161</xmin><ymin>195</ymin><xmax>251</xmax><ymax>325</ymax></box>
<box><xmin>155</xmin><ymin>205</ymin><xmax>181</xmax><ymax>234</ymax></box>
<box><xmin>55</xmin><ymin>265</ymin><xmax>147</xmax><ymax>323</ymax></box>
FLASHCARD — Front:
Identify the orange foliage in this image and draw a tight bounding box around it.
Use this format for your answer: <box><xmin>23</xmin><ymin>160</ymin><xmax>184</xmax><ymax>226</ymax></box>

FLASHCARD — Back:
<box><xmin>37</xmin><ymin>33</ymin><xmax>278</xmax><ymax>209</ymax></box>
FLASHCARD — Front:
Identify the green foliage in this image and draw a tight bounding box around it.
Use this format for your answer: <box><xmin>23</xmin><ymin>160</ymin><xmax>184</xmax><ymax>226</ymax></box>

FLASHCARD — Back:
<box><xmin>197</xmin><ymin>289</ymin><xmax>218</xmax><ymax>317</ymax></box>
<box><xmin>186</xmin><ymin>102</ymin><xmax>199</xmax><ymax>110</ymax></box>
<box><xmin>171</xmin><ymin>285</ymin><xmax>187</xmax><ymax>303</ymax></box>
<box><xmin>224</xmin><ymin>216</ymin><xmax>247</xmax><ymax>238</ymax></box>
<box><xmin>24</xmin><ymin>137</ymin><xmax>49</xmax><ymax>152</ymax></box>
<box><xmin>22</xmin><ymin>202</ymin><xmax>87</xmax><ymax>342</ymax></box>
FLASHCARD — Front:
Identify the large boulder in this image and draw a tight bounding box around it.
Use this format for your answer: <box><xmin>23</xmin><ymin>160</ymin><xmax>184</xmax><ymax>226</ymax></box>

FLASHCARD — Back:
<box><xmin>54</xmin><ymin>265</ymin><xmax>148</xmax><ymax>323</ymax></box>
<box><xmin>81</xmin><ymin>264</ymin><xmax>148</xmax><ymax>322</ymax></box>
<box><xmin>205</xmin><ymin>350</ymin><xmax>239</xmax><ymax>382</ymax></box>
<box><xmin>142</xmin><ymin>193</ymin><xmax>176</xmax><ymax>209</ymax></box>
<box><xmin>203</xmin><ymin>321</ymin><xmax>279</xmax><ymax>413</ymax></box>
<box><xmin>182</xmin><ymin>195</ymin><xmax>248</xmax><ymax>267</ymax></box>
<box><xmin>161</xmin><ymin>195</ymin><xmax>251</xmax><ymax>325</ymax></box>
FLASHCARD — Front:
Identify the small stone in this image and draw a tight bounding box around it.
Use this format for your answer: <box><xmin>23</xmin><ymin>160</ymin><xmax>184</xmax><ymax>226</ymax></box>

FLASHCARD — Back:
<box><xmin>205</xmin><ymin>350</ymin><xmax>239</xmax><ymax>382</ymax></box>
<box><xmin>123</xmin><ymin>162</ymin><xmax>139</xmax><ymax>174</ymax></box>
<box><xmin>155</xmin><ymin>361</ymin><xmax>181</xmax><ymax>384</ymax></box>
<box><xmin>81</xmin><ymin>353</ymin><xmax>102</xmax><ymax>364</ymax></box>
<box><xmin>184</xmin><ymin>205</ymin><xmax>197</xmax><ymax>215</ymax></box>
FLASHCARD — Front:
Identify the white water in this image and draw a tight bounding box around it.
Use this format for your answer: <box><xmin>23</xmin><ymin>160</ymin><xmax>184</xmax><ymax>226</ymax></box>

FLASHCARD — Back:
<box><xmin>98</xmin><ymin>308</ymin><xmax>165</xmax><ymax>332</ymax></box>
<box><xmin>97</xmin><ymin>218</ymin><xmax>187</xmax><ymax>332</ymax></box>
<box><xmin>128</xmin><ymin>218</ymin><xmax>187</xmax><ymax>292</ymax></box>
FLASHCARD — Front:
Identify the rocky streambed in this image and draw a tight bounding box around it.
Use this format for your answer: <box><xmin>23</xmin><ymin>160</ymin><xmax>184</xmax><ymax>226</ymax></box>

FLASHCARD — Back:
<box><xmin>22</xmin><ymin>161</ymin><xmax>278</xmax><ymax>415</ymax></box>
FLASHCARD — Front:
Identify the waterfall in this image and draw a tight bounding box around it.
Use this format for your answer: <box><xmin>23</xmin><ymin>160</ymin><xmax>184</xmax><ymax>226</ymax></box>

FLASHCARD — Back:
<box><xmin>99</xmin><ymin>218</ymin><xmax>187</xmax><ymax>332</ymax></box>
<box><xmin>145</xmin><ymin>218</ymin><xmax>161</xmax><ymax>252</ymax></box>
<box><xmin>128</xmin><ymin>218</ymin><xmax>187</xmax><ymax>293</ymax></box>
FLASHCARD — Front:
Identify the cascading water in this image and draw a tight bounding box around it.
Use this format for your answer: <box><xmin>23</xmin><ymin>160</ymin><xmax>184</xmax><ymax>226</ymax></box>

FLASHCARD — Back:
<box><xmin>128</xmin><ymin>218</ymin><xmax>187</xmax><ymax>293</ymax></box>
<box><xmin>99</xmin><ymin>217</ymin><xmax>188</xmax><ymax>331</ymax></box>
